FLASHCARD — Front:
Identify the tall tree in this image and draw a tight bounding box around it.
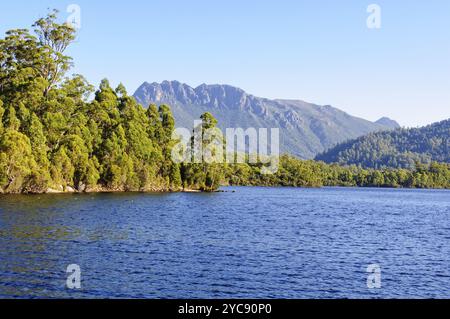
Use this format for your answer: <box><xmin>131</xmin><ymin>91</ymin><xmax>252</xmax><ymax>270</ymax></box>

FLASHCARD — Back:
<box><xmin>0</xmin><ymin>130</ymin><xmax>38</xmax><ymax>193</ymax></box>
<box><xmin>0</xmin><ymin>100</ymin><xmax>4</xmax><ymax>134</ymax></box>
<box><xmin>4</xmin><ymin>106</ymin><xmax>21</xmax><ymax>131</ymax></box>
<box><xmin>32</xmin><ymin>10</ymin><xmax>76</xmax><ymax>97</ymax></box>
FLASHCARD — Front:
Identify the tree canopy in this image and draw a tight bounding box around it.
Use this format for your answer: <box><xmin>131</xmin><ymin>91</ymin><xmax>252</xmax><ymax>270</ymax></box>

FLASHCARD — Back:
<box><xmin>316</xmin><ymin>120</ymin><xmax>450</xmax><ymax>169</ymax></box>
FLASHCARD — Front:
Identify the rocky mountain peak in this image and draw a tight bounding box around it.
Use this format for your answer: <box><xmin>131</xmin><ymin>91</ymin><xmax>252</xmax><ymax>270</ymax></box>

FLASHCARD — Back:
<box><xmin>135</xmin><ymin>81</ymin><xmax>256</xmax><ymax>110</ymax></box>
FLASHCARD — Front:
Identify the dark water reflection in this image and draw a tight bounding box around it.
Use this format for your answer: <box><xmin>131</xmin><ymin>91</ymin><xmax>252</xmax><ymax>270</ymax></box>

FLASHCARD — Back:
<box><xmin>0</xmin><ymin>188</ymin><xmax>449</xmax><ymax>298</ymax></box>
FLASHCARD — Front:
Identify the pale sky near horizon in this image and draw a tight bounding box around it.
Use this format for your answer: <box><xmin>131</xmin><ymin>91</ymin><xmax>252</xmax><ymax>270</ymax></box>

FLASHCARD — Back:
<box><xmin>1</xmin><ymin>0</ymin><xmax>449</xmax><ymax>127</ymax></box>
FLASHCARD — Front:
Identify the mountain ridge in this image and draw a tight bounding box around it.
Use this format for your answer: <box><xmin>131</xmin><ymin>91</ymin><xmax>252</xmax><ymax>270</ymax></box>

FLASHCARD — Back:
<box><xmin>133</xmin><ymin>81</ymin><xmax>399</xmax><ymax>159</ymax></box>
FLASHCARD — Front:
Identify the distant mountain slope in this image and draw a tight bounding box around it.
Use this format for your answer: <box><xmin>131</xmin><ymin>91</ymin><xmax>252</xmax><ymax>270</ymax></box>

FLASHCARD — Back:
<box><xmin>133</xmin><ymin>81</ymin><xmax>397</xmax><ymax>159</ymax></box>
<box><xmin>376</xmin><ymin>117</ymin><xmax>401</xmax><ymax>129</ymax></box>
<box><xmin>316</xmin><ymin>119</ymin><xmax>450</xmax><ymax>169</ymax></box>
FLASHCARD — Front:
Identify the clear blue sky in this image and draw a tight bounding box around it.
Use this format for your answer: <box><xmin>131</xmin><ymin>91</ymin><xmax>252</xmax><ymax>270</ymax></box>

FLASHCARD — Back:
<box><xmin>1</xmin><ymin>0</ymin><xmax>449</xmax><ymax>127</ymax></box>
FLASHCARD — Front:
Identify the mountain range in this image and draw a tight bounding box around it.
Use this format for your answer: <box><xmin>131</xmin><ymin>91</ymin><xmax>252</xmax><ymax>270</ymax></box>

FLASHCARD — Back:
<box><xmin>133</xmin><ymin>81</ymin><xmax>400</xmax><ymax>159</ymax></box>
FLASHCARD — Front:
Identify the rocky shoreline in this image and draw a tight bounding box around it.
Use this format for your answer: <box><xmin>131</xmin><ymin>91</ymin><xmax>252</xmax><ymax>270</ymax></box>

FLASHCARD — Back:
<box><xmin>0</xmin><ymin>185</ymin><xmax>203</xmax><ymax>195</ymax></box>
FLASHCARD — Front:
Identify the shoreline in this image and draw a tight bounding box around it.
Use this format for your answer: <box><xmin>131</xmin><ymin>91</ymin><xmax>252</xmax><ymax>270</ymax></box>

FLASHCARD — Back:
<box><xmin>1</xmin><ymin>185</ymin><xmax>448</xmax><ymax>196</ymax></box>
<box><xmin>0</xmin><ymin>186</ymin><xmax>204</xmax><ymax>196</ymax></box>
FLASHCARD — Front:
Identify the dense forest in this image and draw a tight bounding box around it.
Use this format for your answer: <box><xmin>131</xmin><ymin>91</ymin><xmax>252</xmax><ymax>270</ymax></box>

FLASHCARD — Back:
<box><xmin>316</xmin><ymin>120</ymin><xmax>450</xmax><ymax>169</ymax></box>
<box><xmin>0</xmin><ymin>12</ymin><xmax>227</xmax><ymax>194</ymax></box>
<box><xmin>1</xmin><ymin>13</ymin><xmax>449</xmax><ymax>194</ymax></box>
<box><xmin>226</xmin><ymin>157</ymin><xmax>450</xmax><ymax>189</ymax></box>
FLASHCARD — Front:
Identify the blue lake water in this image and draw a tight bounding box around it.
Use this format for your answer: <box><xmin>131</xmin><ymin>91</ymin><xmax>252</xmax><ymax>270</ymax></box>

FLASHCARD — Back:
<box><xmin>0</xmin><ymin>187</ymin><xmax>449</xmax><ymax>299</ymax></box>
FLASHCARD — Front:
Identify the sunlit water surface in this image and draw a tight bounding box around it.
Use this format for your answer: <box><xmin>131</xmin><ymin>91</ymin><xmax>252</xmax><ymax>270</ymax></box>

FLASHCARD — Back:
<box><xmin>0</xmin><ymin>187</ymin><xmax>449</xmax><ymax>298</ymax></box>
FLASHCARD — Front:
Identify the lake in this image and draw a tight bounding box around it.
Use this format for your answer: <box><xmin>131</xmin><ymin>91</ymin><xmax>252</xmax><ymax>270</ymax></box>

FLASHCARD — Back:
<box><xmin>0</xmin><ymin>187</ymin><xmax>449</xmax><ymax>299</ymax></box>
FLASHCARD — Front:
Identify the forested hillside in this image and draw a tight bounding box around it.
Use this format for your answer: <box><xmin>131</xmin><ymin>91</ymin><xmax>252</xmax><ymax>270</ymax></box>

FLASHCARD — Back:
<box><xmin>316</xmin><ymin>120</ymin><xmax>450</xmax><ymax>169</ymax></box>
<box><xmin>1</xmin><ymin>12</ymin><xmax>449</xmax><ymax>194</ymax></box>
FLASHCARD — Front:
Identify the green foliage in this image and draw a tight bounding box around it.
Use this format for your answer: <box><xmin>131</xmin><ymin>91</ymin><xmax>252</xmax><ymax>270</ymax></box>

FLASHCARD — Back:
<box><xmin>0</xmin><ymin>129</ymin><xmax>39</xmax><ymax>193</ymax></box>
<box><xmin>224</xmin><ymin>155</ymin><xmax>450</xmax><ymax>190</ymax></box>
<box><xmin>180</xmin><ymin>112</ymin><xmax>225</xmax><ymax>192</ymax></box>
<box><xmin>0</xmin><ymin>13</ymin><xmax>194</xmax><ymax>194</ymax></box>
<box><xmin>0</xmin><ymin>100</ymin><xmax>4</xmax><ymax>134</ymax></box>
<box><xmin>316</xmin><ymin>120</ymin><xmax>450</xmax><ymax>169</ymax></box>
<box><xmin>4</xmin><ymin>106</ymin><xmax>21</xmax><ymax>130</ymax></box>
<box><xmin>50</xmin><ymin>146</ymin><xmax>74</xmax><ymax>189</ymax></box>
<box><xmin>32</xmin><ymin>9</ymin><xmax>76</xmax><ymax>96</ymax></box>
<box><xmin>146</xmin><ymin>104</ymin><xmax>163</xmax><ymax>141</ymax></box>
